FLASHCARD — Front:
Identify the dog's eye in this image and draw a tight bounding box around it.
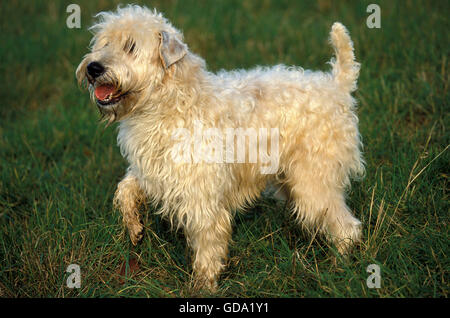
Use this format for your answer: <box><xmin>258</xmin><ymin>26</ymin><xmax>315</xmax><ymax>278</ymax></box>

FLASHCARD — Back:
<box><xmin>124</xmin><ymin>38</ymin><xmax>136</xmax><ymax>55</ymax></box>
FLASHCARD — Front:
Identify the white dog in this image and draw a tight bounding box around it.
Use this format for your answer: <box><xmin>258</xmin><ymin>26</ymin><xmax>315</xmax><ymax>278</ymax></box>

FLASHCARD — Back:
<box><xmin>76</xmin><ymin>5</ymin><xmax>364</xmax><ymax>292</ymax></box>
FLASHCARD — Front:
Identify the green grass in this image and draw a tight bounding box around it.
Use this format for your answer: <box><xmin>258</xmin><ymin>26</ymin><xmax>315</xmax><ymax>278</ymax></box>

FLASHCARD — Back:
<box><xmin>0</xmin><ymin>0</ymin><xmax>448</xmax><ymax>297</ymax></box>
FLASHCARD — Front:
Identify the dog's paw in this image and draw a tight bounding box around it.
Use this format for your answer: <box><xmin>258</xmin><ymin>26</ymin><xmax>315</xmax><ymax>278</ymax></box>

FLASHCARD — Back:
<box><xmin>191</xmin><ymin>276</ymin><xmax>218</xmax><ymax>294</ymax></box>
<box><xmin>128</xmin><ymin>222</ymin><xmax>144</xmax><ymax>246</ymax></box>
<box><xmin>334</xmin><ymin>218</ymin><xmax>362</xmax><ymax>255</ymax></box>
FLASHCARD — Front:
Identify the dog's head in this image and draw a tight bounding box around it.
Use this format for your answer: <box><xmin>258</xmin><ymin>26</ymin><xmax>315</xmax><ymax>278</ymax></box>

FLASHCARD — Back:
<box><xmin>76</xmin><ymin>5</ymin><xmax>190</xmax><ymax>123</ymax></box>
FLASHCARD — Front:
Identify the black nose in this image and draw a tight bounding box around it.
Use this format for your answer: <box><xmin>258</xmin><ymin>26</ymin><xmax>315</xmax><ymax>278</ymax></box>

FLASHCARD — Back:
<box><xmin>87</xmin><ymin>61</ymin><xmax>105</xmax><ymax>78</ymax></box>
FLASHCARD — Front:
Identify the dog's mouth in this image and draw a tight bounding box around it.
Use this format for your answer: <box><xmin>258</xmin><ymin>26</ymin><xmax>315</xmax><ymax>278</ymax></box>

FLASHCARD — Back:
<box><xmin>94</xmin><ymin>84</ymin><xmax>127</xmax><ymax>106</ymax></box>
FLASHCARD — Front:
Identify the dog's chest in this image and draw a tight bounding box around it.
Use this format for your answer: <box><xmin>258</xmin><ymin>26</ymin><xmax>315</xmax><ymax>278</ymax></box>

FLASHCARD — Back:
<box><xmin>116</xmin><ymin>121</ymin><xmax>196</xmax><ymax>195</ymax></box>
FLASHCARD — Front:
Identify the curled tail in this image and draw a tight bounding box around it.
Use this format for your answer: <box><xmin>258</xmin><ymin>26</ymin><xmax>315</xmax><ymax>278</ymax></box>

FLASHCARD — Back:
<box><xmin>329</xmin><ymin>22</ymin><xmax>360</xmax><ymax>92</ymax></box>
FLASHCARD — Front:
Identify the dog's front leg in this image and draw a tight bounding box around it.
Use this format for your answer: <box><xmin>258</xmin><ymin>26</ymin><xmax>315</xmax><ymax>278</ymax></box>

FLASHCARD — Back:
<box><xmin>185</xmin><ymin>210</ymin><xmax>232</xmax><ymax>292</ymax></box>
<box><xmin>113</xmin><ymin>172</ymin><xmax>145</xmax><ymax>245</ymax></box>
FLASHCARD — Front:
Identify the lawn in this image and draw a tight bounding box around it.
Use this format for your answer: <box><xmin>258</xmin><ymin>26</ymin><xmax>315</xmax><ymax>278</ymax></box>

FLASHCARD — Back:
<box><xmin>0</xmin><ymin>0</ymin><xmax>448</xmax><ymax>297</ymax></box>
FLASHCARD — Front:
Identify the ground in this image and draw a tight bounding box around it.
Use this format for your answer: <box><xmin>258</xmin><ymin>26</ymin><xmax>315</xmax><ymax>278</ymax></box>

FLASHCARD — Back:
<box><xmin>0</xmin><ymin>0</ymin><xmax>448</xmax><ymax>297</ymax></box>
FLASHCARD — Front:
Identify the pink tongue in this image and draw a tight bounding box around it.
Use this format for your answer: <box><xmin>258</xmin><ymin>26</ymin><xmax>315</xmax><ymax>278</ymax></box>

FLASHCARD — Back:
<box><xmin>95</xmin><ymin>85</ymin><xmax>116</xmax><ymax>101</ymax></box>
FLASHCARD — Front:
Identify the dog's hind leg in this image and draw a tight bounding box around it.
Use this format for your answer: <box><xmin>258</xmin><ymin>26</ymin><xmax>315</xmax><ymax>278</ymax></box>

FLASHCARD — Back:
<box><xmin>282</xmin><ymin>150</ymin><xmax>362</xmax><ymax>254</ymax></box>
<box><xmin>114</xmin><ymin>172</ymin><xmax>145</xmax><ymax>245</ymax></box>
<box><xmin>288</xmin><ymin>175</ymin><xmax>361</xmax><ymax>254</ymax></box>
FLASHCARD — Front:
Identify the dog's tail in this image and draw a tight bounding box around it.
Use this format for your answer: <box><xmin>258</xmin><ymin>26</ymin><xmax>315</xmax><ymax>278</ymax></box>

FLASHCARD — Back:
<box><xmin>329</xmin><ymin>22</ymin><xmax>360</xmax><ymax>92</ymax></box>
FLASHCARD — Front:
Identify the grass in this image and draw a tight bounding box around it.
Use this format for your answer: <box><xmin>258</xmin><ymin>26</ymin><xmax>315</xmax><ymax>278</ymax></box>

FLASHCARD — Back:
<box><xmin>0</xmin><ymin>0</ymin><xmax>448</xmax><ymax>298</ymax></box>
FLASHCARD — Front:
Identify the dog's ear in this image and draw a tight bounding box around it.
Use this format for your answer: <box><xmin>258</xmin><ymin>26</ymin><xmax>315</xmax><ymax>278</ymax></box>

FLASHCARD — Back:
<box><xmin>158</xmin><ymin>31</ymin><xmax>187</xmax><ymax>70</ymax></box>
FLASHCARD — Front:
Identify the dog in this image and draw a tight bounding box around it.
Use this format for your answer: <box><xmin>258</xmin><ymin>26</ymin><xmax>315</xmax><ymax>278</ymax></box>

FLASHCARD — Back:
<box><xmin>76</xmin><ymin>5</ymin><xmax>364</xmax><ymax>292</ymax></box>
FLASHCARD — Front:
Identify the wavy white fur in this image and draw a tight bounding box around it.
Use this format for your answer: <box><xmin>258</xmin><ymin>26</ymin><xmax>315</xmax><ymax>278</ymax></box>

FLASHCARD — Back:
<box><xmin>76</xmin><ymin>5</ymin><xmax>364</xmax><ymax>292</ymax></box>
